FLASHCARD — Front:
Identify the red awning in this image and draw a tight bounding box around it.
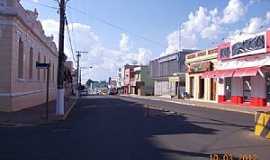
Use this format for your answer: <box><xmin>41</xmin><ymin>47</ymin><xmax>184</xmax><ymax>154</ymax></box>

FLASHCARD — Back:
<box><xmin>201</xmin><ymin>69</ymin><xmax>235</xmax><ymax>78</ymax></box>
<box><xmin>233</xmin><ymin>67</ymin><xmax>260</xmax><ymax>77</ymax></box>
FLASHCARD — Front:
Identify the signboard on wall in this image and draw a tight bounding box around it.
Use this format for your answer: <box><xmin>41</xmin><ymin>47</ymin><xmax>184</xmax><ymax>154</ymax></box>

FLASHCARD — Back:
<box><xmin>218</xmin><ymin>31</ymin><xmax>270</xmax><ymax>60</ymax></box>
<box><xmin>189</xmin><ymin>61</ymin><xmax>212</xmax><ymax>73</ymax></box>
<box><xmin>231</xmin><ymin>34</ymin><xmax>265</xmax><ymax>58</ymax></box>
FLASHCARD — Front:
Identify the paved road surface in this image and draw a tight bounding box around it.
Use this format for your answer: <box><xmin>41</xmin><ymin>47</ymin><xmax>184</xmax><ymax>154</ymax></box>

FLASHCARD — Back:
<box><xmin>0</xmin><ymin>96</ymin><xmax>269</xmax><ymax>160</ymax></box>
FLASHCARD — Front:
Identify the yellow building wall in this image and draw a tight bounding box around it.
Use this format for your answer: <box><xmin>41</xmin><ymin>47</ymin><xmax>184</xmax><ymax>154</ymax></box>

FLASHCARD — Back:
<box><xmin>185</xmin><ymin>48</ymin><xmax>218</xmax><ymax>103</ymax></box>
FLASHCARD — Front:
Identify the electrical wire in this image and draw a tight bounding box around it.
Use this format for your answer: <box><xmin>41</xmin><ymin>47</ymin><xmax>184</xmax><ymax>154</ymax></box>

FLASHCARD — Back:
<box><xmin>66</xmin><ymin>6</ymin><xmax>166</xmax><ymax>48</ymax></box>
<box><xmin>23</xmin><ymin>0</ymin><xmax>58</xmax><ymax>10</ymax></box>
<box><xmin>65</xmin><ymin>17</ymin><xmax>76</xmax><ymax>63</ymax></box>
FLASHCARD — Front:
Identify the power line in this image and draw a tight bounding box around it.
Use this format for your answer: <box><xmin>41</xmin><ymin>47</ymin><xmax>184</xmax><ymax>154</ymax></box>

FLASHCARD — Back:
<box><xmin>66</xmin><ymin>6</ymin><xmax>166</xmax><ymax>48</ymax></box>
<box><xmin>65</xmin><ymin>17</ymin><xmax>76</xmax><ymax>63</ymax></box>
<box><xmin>23</xmin><ymin>0</ymin><xmax>58</xmax><ymax>10</ymax></box>
<box><xmin>65</xmin><ymin>10</ymin><xmax>78</xmax><ymax>55</ymax></box>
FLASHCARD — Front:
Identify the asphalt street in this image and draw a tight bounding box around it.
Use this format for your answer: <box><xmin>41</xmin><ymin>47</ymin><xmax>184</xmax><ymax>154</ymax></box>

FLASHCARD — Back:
<box><xmin>0</xmin><ymin>96</ymin><xmax>269</xmax><ymax>160</ymax></box>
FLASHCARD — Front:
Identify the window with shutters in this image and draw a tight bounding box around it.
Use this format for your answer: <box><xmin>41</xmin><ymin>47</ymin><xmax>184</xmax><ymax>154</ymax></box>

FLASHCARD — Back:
<box><xmin>18</xmin><ymin>38</ymin><xmax>24</xmax><ymax>79</ymax></box>
<box><xmin>29</xmin><ymin>47</ymin><xmax>33</xmax><ymax>79</ymax></box>
<box><xmin>37</xmin><ymin>52</ymin><xmax>41</xmax><ymax>80</ymax></box>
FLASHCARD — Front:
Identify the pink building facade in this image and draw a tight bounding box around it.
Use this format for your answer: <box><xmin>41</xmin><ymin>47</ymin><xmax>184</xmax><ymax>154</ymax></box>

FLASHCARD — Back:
<box><xmin>202</xmin><ymin>30</ymin><xmax>270</xmax><ymax>107</ymax></box>
<box><xmin>0</xmin><ymin>0</ymin><xmax>58</xmax><ymax>111</ymax></box>
<box><xmin>123</xmin><ymin>65</ymin><xmax>138</xmax><ymax>94</ymax></box>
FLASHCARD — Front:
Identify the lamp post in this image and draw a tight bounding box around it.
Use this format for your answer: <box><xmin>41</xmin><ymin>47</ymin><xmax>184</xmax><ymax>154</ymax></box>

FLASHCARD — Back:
<box><xmin>78</xmin><ymin>66</ymin><xmax>93</xmax><ymax>96</ymax></box>
<box><xmin>178</xmin><ymin>23</ymin><xmax>182</xmax><ymax>51</ymax></box>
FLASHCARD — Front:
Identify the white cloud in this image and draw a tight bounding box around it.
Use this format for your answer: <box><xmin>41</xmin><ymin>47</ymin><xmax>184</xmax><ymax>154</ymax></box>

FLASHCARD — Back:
<box><xmin>41</xmin><ymin>19</ymin><xmax>152</xmax><ymax>82</ymax></box>
<box><xmin>163</xmin><ymin>0</ymin><xmax>250</xmax><ymax>56</ymax></box>
<box><xmin>119</xmin><ymin>33</ymin><xmax>129</xmax><ymax>52</ymax></box>
<box><xmin>228</xmin><ymin>11</ymin><xmax>270</xmax><ymax>40</ymax></box>
<box><xmin>222</xmin><ymin>0</ymin><xmax>246</xmax><ymax>24</ymax></box>
<box><xmin>163</xmin><ymin>6</ymin><xmax>219</xmax><ymax>56</ymax></box>
<box><xmin>201</xmin><ymin>24</ymin><xmax>220</xmax><ymax>39</ymax></box>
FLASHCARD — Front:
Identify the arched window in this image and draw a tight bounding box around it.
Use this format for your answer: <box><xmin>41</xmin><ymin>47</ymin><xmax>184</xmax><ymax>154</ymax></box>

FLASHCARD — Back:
<box><xmin>37</xmin><ymin>52</ymin><xmax>41</xmax><ymax>80</ymax></box>
<box><xmin>18</xmin><ymin>38</ymin><xmax>24</xmax><ymax>79</ymax></box>
<box><xmin>29</xmin><ymin>47</ymin><xmax>33</xmax><ymax>79</ymax></box>
<box><xmin>43</xmin><ymin>56</ymin><xmax>46</xmax><ymax>81</ymax></box>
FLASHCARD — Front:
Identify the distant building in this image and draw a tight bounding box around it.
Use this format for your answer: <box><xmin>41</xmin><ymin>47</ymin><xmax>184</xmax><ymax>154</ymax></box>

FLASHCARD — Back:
<box><xmin>108</xmin><ymin>76</ymin><xmax>117</xmax><ymax>89</ymax></box>
<box><xmin>133</xmin><ymin>66</ymin><xmax>154</xmax><ymax>96</ymax></box>
<box><xmin>150</xmin><ymin>50</ymin><xmax>196</xmax><ymax>98</ymax></box>
<box><xmin>123</xmin><ymin>64</ymin><xmax>140</xmax><ymax>94</ymax></box>
<box><xmin>0</xmin><ymin>1</ymin><xmax>58</xmax><ymax>111</ymax></box>
<box><xmin>116</xmin><ymin>67</ymin><xmax>124</xmax><ymax>89</ymax></box>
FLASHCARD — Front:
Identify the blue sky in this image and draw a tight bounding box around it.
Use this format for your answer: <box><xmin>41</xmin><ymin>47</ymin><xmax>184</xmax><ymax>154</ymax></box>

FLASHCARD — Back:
<box><xmin>21</xmin><ymin>0</ymin><xmax>270</xmax><ymax>81</ymax></box>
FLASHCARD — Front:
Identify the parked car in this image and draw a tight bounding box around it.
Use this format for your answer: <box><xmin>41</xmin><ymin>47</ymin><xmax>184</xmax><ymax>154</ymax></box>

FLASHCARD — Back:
<box><xmin>108</xmin><ymin>88</ymin><xmax>118</xmax><ymax>95</ymax></box>
<box><xmin>80</xmin><ymin>89</ymin><xmax>88</xmax><ymax>96</ymax></box>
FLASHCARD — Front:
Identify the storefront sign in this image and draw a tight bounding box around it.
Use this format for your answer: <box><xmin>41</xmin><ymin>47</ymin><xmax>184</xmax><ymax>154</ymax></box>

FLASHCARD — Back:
<box><xmin>197</xmin><ymin>51</ymin><xmax>207</xmax><ymax>57</ymax></box>
<box><xmin>189</xmin><ymin>61</ymin><xmax>212</xmax><ymax>73</ymax></box>
<box><xmin>218</xmin><ymin>31</ymin><xmax>270</xmax><ymax>60</ymax></box>
<box><xmin>232</xmin><ymin>34</ymin><xmax>265</xmax><ymax>57</ymax></box>
<box><xmin>186</xmin><ymin>53</ymin><xmax>196</xmax><ymax>59</ymax></box>
<box><xmin>158</xmin><ymin>54</ymin><xmax>177</xmax><ymax>63</ymax></box>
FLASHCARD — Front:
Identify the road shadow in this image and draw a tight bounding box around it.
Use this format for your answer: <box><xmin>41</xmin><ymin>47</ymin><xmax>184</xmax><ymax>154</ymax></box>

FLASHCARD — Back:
<box><xmin>0</xmin><ymin>96</ymin><xmax>218</xmax><ymax>160</ymax></box>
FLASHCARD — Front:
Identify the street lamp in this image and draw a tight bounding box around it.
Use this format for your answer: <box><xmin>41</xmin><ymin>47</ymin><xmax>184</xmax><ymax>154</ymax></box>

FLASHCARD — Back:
<box><xmin>79</xmin><ymin>66</ymin><xmax>93</xmax><ymax>87</ymax></box>
<box><xmin>178</xmin><ymin>23</ymin><xmax>183</xmax><ymax>51</ymax></box>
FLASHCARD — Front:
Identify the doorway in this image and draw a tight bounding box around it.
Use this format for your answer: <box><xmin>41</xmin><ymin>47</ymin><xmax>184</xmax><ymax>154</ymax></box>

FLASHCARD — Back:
<box><xmin>189</xmin><ymin>77</ymin><xmax>194</xmax><ymax>98</ymax></box>
<box><xmin>210</xmin><ymin>78</ymin><xmax>216</xmax><ymax>101</ymax></box>
<box><xmin>225</xmin><ymin>78</ymin><xmax>232</xmax><ymax>100</ymax></box>
<box><xmin>266</xmin><ymin>73</ymin><xmax>270</xmax><ymax>102</ymax></box>
<box><xmin>199</xmin><ymin>77</ymin><xmax>205</xmax><ymax>99</ymax></box>
<box><xmin>243</xmin><ymin>77</ymin><xmax>252</xmax><ymax>102</ymax></box>
<box><xmin>175</xmin><ymin>82</ymin><xmax>179</xmax><ymax>97</ymax></box>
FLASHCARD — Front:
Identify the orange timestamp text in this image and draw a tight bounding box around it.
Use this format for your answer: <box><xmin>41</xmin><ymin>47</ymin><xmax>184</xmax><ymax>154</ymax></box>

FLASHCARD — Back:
<box><xmin>210</xmin><ymin>153</ymin><xmax>257</xmax><ymax>160</ymax></box>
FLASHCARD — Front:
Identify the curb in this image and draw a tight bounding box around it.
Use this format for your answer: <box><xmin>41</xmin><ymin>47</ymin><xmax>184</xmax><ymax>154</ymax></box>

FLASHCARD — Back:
<box><xmin>61</xmin><ymin>98</ymin><xmax>78</xmax><ymax>120</ymax></box>
<box><xmin>120</xmin><ymin>95</ymin><xmax>257</xmax><ymax>115</ymax></box>
<box><xmin>0</xmin><ymin>98</ymin><xmax>78</xmax><ymax>127</ymax></box>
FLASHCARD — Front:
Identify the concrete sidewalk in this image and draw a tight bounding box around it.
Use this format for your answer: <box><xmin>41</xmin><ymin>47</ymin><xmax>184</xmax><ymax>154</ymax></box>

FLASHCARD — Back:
<box><xmin>0</xmin><ymin>96</ymin><xmax>77</xmax><ymax>127</ymax></box>
<box><xmin>121</xmin><ymin>94</ymin><xmax>270</xmax><ymax>115</ymax></box>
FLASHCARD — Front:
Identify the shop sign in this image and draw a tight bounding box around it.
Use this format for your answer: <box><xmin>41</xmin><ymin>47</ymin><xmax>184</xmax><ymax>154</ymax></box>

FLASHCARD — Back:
<box><xmin>208</xmin><ymin>48</ymin><xmax>218</xmax><ymax>55</ymax></box>
<box><xmin>159</xmin><ymin>54</ymin><xmax>177</xmax><ymax>63</ymax></box>
<box><xmin>197</xmin><ymin>51</ymin><xmax>207</xmax><ymax>57</ymax></box>
<box><xmin>189</xmin><ymin>61</ymin><xmax>212</xmax><ymax>73</ymax></box>
<box><xmin>231</xmin><ymin>34</ymin><xmax>265</xmax><ymax>58</ymax></box>
<box><xmin>186</xmin><ymin>53</ymin><xmax>196</xmax><ymax>59</ymax></box>
<box><xmin>219</xmin><ymin>47</ymin><xmax>231</xmax><ymax>59</ymax></box>
<box><xmin>218</xmin><ymin>31</ymin><xmax>270</xmax><ymax>60</ymax></box>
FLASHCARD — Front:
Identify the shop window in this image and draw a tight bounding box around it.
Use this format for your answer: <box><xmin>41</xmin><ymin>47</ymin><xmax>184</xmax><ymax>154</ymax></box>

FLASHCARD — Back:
<box><xmin>265</xmin><ymin>73</ymin><xmax>270</xmax><ymax>102</ymax></box>
<box><xmin>225</xmin><ymin>78</ymin><xmax>232</xmax><ymax>100</ymax></box>
<box><xmin>243</xmin><ymin>77</ymin><xmax>252</xmax><ymax>101</ymax></box>
<box><xmin>18</xmin><ymin>38</ymin><xmax>24</xmax><ymax>79</ymax></box>
<box><xmin>29</xmin><ymin>47</ymin><xmax>33</xmax><ymax>79</ymax></box>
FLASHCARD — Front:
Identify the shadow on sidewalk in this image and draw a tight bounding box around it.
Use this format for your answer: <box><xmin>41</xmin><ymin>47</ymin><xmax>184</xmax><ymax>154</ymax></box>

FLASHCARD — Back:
<box><xmin>0</xmin><ymin>97</ymin><xmax>76</xmax><ymax>126</ymax></box>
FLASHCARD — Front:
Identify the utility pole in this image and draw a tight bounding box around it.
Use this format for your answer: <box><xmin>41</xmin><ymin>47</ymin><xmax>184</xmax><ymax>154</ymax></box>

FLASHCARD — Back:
<box><xmin>76</xmin><ymin>51</ymin><xmax>88</xmax><ymax>97</ymax></box>
<box><xmin>76</xmin><ymin>52</ymin><xmax>81</xmax><ymax>97</ymax></box>
<box><xmin>178</xmin><ymin>23</ymin><xmax>182</xmax><ymax>51</ymax></box>
<box><xmin>56</xmin><ymin>0</ymin><xmax>67</xmax><ymax>115</ymax></box>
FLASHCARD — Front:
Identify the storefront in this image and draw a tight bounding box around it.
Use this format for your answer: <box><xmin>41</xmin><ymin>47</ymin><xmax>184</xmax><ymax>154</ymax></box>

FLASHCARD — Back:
<box><xmin>203</xmin><ymin>30</ymin><xmax>270</xmax><ymax>107</ymax></box>
<box><xmin>169</xmin><ymin>73</ymin><xmax>185</xmax><ymax>98</ymax></box>
<box><xmin>185</xmin><ymin>48</ymin><xmax>218</xmax><ymax>102</ymax></box>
